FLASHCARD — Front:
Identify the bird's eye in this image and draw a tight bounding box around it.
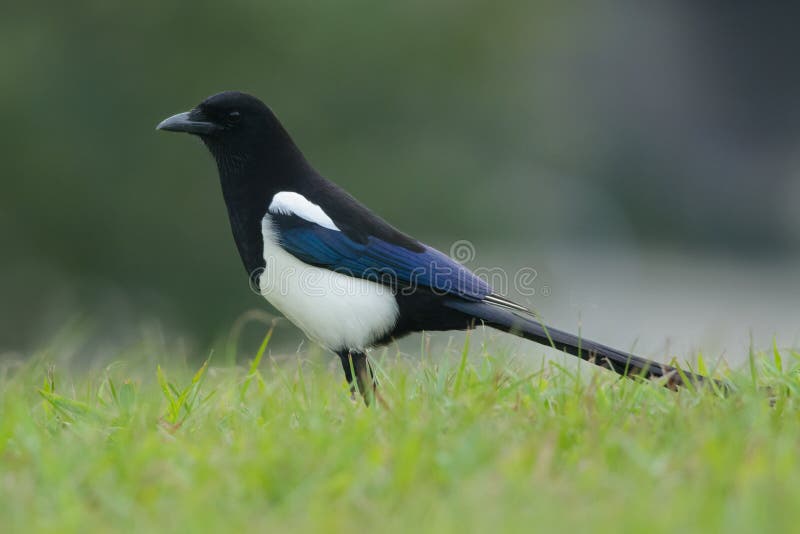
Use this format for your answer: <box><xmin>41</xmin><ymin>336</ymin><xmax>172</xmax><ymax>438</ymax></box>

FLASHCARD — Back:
<box><xmin>227</xmin><ymin>111</ymin><xmax>241</xmax><ymax>125</ymax></box>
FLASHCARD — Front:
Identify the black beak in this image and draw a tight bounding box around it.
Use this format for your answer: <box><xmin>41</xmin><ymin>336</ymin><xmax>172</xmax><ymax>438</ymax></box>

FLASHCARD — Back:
<box><xmin>156</xmin><ymin>109</ymin><xmax>218</xmax><ymax>135</ymax></box>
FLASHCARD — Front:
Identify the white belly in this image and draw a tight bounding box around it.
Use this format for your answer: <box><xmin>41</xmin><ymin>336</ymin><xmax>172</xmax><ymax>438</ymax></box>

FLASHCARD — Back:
<box><xmin>258</xmin><ymin>217</ymin><xmax>400</xmax><ymax>351</ymax></box>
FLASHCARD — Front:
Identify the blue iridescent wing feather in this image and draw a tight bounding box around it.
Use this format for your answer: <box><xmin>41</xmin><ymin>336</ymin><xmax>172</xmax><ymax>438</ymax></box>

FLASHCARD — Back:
<box><xmin>270</xmin><ymin>213</ymin><xmax>492</xmax><ymax>301</ymax></box>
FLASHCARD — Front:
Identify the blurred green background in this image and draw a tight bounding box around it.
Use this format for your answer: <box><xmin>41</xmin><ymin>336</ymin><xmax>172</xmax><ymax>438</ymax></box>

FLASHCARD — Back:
<box><xmin>1</xmin><ymin>2</ymin><xmax>798</xmax><ymax>358</ymax></box>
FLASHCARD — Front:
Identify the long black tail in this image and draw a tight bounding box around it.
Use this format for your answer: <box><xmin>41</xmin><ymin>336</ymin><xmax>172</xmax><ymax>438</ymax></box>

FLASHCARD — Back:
<box><xmin>446</xmin><ymin>300</ymin><xmax>715</xmax><ymax>390</ymax></box>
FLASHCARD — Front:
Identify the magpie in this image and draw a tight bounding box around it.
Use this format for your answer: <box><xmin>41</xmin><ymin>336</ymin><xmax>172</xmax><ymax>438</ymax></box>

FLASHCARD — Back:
<box><xmin>157</xmin><ymin>91</ymin><xmax>709</xmax><ymax>404</ymax></box>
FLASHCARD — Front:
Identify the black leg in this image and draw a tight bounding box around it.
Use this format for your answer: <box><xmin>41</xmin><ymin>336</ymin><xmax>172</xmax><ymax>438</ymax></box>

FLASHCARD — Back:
<box><xmin>337</xmin><ymin>351</ymin><xmax>376</xmax><ymax>406</ymax></box>
<box><xmin>338</xmin><ymin>351</ymin><xmax>356</xmax><ymax>393</ymax></box>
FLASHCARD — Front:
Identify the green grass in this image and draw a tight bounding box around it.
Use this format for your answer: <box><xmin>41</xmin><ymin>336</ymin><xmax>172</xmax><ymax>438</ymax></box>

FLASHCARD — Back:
<box><xmin>2</xmin><ymin>330</ymin><xmax>800</xmax><ymax>533</ymax></box>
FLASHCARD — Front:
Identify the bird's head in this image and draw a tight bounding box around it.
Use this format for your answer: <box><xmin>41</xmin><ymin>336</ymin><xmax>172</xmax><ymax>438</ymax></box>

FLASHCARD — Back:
<box><xmin>157</xmin><ymin>91</ymin><xmax>272</xmax><ymax>142</ymax></box>
<box><xmin>157</xmin><ymin>91</ymin><xmax>309</xmax><ymax>180</ymax></box>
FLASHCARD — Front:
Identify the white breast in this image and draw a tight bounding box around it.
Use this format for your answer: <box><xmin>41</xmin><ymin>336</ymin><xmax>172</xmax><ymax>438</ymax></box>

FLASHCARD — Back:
<box><xmin>258</xmin><ymin>215</ymin><xmax>400</xmax><ymax>352</ymax></box>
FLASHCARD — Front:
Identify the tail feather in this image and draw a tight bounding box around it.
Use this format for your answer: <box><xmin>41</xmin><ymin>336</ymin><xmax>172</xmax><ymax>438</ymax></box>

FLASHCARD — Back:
<box><xmin>446</xmin><ymin>299</ymin><xmax>714</xmax><ymax>390</ymax></box>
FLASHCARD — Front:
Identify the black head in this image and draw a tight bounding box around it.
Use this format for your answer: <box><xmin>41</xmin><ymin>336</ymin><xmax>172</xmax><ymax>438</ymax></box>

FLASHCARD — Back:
<box><xmin>158</xmin><ymin>91</ymin><xmax>312</xmax><ymax>181</ymax></box>
<box><xmin>157</xmin><ymin>91</ymin><xmax>279</xmax><ymax>146</ymax></box>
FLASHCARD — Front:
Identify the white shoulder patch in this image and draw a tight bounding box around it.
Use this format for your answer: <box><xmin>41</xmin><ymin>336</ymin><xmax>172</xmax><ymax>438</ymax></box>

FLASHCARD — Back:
<box><xmin>268</xmin><ymin>191</ymin><xmax>340</xmax><ymax>231</ymax></box>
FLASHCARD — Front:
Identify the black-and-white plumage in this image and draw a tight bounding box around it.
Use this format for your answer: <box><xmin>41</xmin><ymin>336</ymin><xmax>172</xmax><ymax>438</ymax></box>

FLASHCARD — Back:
<box><xmin>158</xmin><ymin>91</ymin><xmax>710</xmax><ymax>403</ymax></box>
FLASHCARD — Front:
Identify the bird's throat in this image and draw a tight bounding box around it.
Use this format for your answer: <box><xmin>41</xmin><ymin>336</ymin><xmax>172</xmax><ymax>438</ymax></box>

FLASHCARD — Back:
<box><xmin>207</xmin><ymin>137</ymin><xmax>314</xmax><ymax>279</ymax></box>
